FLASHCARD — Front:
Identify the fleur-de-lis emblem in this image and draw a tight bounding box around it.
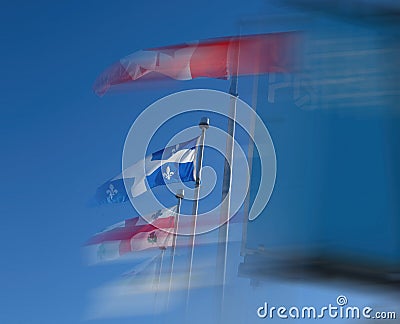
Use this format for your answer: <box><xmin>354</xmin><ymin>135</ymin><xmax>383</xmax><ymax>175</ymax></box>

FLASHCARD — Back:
<box><xmin>171</xmin><ymin>144</ymin><xmax>179</xmax><ymax>155</ymax></box>
<box><xmin>151</xmin><ymin>209</ymin><xmax>162</xmax><ymax>221</ymax></box>
<box><xmin>147</xmin><ymin>232</ymin><xmax>157</xmax><ymax>244</ymax></box>
<box><xmin>163</xmin><ymin>166</ymin><xmax>174</xmax><ymax>180</ymax></box>
<box><xmin>106</xmin><ymin>184</ymin><xmax>118</xmax><ymax>200</ymax></box>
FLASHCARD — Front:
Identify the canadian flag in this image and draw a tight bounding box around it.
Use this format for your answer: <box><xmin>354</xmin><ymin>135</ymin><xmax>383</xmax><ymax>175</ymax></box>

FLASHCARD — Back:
<box><xmin>93</xmin><ymin>32</ymin><xmax>300</xmax><ymax>96</ymax></box>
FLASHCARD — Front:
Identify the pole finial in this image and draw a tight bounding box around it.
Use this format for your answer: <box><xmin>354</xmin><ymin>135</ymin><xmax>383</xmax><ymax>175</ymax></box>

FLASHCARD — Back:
<box><xmin>199</xmin><ymin>117</ymin><xmax>210</xmax><ymax>130</ymax></box>
<box><xmin>175</xmin><ymin>189</ymin><xmax>184</xmax><ymax>199</ymax></box>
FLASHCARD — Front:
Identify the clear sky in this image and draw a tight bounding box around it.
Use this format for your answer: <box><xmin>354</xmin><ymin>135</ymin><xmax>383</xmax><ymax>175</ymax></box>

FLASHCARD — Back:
<box><xmin>2</xmin><ymin>1</ymin><xmax>400</xmax><ymax>324</ymax></box>
<box><xmin>0</xmin><ymin>1</ymin><xmax>267</xmax><ymax>323</ymax></box>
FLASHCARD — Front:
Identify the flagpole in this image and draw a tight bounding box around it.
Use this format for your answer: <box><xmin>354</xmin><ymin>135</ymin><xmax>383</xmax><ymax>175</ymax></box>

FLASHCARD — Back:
<box><xmin>166</xmin><ymin>189</ymin><xmax>184</xmax><ymax>309</ymax></box>
<box><xmin>216</xmin><ymin>37</ymin><xmax>240</xmax><ymax>316</ymax></box>
<box><xmin>187</xmin><ymin>117</ymin><xmax>209</xmax><ymax>305</ymax></box>
<box><xmin>154</xmin><ymin>246</ymin><xmax>166</xmax><ymax>313</ymax></box>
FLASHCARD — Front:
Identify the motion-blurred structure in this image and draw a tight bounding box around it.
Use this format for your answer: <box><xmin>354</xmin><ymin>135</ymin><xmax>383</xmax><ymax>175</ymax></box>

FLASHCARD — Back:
<box><xmin>241</xmin><ymin>0</ymin><xmax>400</xmax><ymax>289</ymax></box>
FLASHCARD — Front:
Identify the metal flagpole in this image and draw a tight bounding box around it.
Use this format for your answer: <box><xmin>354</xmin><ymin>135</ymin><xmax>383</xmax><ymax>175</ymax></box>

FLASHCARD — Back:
<box><xmin>186</xmin><ymin>117</ymin><xmax>210</xmax><ymax>305</ymax></box>
<box><xmin>216</xmin><ymin>37</ymin><xmax>241</xmax><ymax>315</ymax></box>
<box><xmin>154</xmin><ymin>246</ymin><xmax>166</xmax><ymax>313</ymax></box>
<box><xmin>166</xmin><ymin>189</ymin><xmax>184</xmax><ymax>309</ymax></box>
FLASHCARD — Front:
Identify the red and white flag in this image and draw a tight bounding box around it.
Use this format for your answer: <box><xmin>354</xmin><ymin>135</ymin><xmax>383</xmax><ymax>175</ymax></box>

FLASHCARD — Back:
<box><xmin>93</xmin><ymin>32</ymin><xmax>300</xmax><ymax>96</ymax></box>
<box><xmin>85</xmin><ymin>207</ymin><xmax>176</xmax><ymax>262</ymax></box>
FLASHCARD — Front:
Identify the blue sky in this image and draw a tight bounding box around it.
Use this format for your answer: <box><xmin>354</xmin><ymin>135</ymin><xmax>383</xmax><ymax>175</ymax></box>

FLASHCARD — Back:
<box><xmin>2</xmin><ymin>1</ymin><xmax>400</xmax><ymax>323</ymax></box>
<box><xmin>0</xmin><ymin>1</ymin><xmax>265</xmax><ymax>323</ymax></box>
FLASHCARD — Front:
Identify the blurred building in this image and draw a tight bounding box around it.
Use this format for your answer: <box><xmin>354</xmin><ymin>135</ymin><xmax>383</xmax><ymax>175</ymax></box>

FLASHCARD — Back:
<box><xmin>240</xmin><ymin>0</ymin><xmax>400</xmax><ymax>284</ymax></box>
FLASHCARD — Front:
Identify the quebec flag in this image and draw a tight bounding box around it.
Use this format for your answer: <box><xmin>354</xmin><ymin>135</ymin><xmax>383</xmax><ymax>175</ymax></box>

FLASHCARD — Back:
<box><xmin>95</xmin><ymin>137</ymin><xmax>198</xmax><ymax>204</ymax></box>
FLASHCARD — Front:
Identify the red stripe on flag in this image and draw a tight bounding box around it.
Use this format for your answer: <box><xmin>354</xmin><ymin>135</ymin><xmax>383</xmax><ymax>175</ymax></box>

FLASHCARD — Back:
<box><xmin>233</xmin><ymin>32</ymin><xmax>300</xmax><ymax>74</ymax></box>
<box><xmin>190</xmin><ymin>40</ymin><xmax>229</xmax><ymax>79</ymax></box>
<box><xmin>86</xmin><ymin>216</ymin><xmax>175</xmax><ymax>245</ymax></box>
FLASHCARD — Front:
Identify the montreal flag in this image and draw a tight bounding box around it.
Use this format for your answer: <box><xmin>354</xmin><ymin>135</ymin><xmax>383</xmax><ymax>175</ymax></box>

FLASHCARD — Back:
<box><xmin>85</xmin><ymin>206</ymin><xmax>177</xmax><ymax>263</ymax></box>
